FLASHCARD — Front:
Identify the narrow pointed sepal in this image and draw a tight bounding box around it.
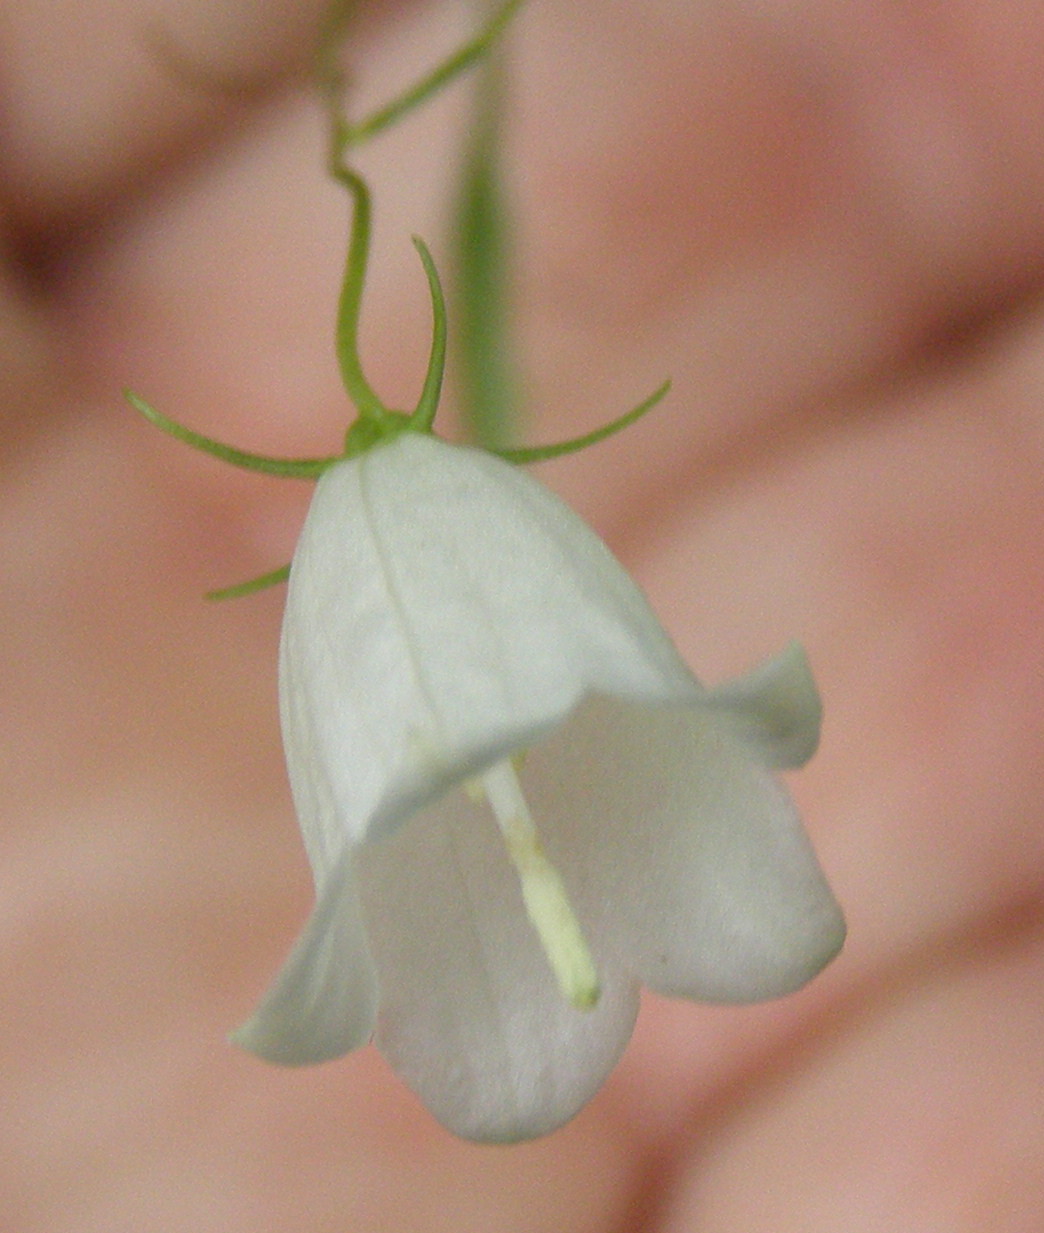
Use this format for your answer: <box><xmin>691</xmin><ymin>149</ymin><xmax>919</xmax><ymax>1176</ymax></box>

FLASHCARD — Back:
<box><xmin>494</xmin><ymin>380</ymin><xmax>671</xmax><ymax>465</ymax></box>
<box><xmin>206</xmin><ymin>563</ymin><xmax>290</xmax><ymax>601</ymax></box>
<box><xmin>126</xmin><ymin>391</ymin><xmax>336</xmax><ymax>478</ymax></box>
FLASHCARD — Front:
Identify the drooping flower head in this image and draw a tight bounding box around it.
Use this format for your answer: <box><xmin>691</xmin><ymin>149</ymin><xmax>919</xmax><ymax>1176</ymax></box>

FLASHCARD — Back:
<box><xmin>231</xmin><ymin>431</ymin><xmax>844</xmax><ymax>1141</ymax></box>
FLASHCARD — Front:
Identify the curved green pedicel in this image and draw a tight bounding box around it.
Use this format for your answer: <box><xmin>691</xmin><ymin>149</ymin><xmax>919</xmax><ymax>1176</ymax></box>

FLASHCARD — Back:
<box><xmin>321</xmin><ymin>0</ymin><xmax>524</xmax><ymax>433</ymax></box>
<box><xmin>128</xmin><ymin>0</ymin><xmax>672</xmax><ymax>600</ymax></box>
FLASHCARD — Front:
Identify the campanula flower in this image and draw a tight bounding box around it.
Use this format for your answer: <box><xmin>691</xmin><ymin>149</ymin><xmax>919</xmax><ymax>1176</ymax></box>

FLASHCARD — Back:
<box><xmin>232</xmin><ymin>429</ymin><xmax>844</xmax><ymax>1142</ymax></box>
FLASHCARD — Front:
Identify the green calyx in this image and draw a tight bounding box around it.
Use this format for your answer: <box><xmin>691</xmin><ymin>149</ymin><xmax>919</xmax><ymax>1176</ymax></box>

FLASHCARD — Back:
<box><xmin>128</xmin><ymin>0</ymin><xmax>671</xmax><ymax>599</ymax></box>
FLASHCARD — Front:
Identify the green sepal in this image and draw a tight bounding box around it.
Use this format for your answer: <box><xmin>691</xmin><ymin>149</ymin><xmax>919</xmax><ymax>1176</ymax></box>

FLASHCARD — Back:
<box><xmin>494</xmin><ymin>380</ymin><xmax>671</xmax><ymax>465</ymax></box>
<box><xmin>206</xmin><ymin>563</ymin><xmax>291</xmax><ymax>601</ymax></box>
<box><xmin>408</xmin><ymin>236</ymin><xmax>448</xmax><ymax>433</ymax></box>
<box><xmin>126</xmin><ymin>391</ymin><xmax>337</xmax><ymax>478</ymax></box>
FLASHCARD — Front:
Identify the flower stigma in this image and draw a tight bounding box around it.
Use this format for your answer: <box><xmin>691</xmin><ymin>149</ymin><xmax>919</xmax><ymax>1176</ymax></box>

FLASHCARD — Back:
<box><xmin>475</xmin><ymin>759</ymin><xmax>601</xmax><ymax>1011</ymax></box>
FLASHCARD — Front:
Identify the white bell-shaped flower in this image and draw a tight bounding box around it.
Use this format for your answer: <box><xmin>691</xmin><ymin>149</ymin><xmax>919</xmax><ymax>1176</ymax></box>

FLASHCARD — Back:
<box><xmin>233</xmin><ymin>430</ymin><xmax>844</xmax><ymax>1142</ymax></box>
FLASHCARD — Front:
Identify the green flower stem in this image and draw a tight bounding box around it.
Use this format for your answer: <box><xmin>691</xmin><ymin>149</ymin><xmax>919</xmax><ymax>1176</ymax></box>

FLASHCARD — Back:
<box><xmin>336</xmin><ymin>0</ymin><xmax>526</xmax><ymax>148</ymax></box>
<box><xmin>328</xmin><ymin>162</ymin><xmax>394</xmax><ymax>425</ymax></box>
<box><xmin>494</xmin><ymin>380</ymin><xmax>671</xmax><ymax>465</ymax></box>
<box><xmin>318</xmin><ymin>10</ymin><xmax>402</xmax><ymax>428</ymax></box>
<box><xmin>126</xmin><ymin>392</ymin><xmax>338</xmax><ymax>477</ymax></box>
<box><xmin>454</xmin><ymin>43</ymin><xmax>517</xmax><ymax>448</ymax></box>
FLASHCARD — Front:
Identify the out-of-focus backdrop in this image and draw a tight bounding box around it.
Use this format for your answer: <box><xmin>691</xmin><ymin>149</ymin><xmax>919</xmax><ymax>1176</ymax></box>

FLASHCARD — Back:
<box><xmin>3</xmin><ymin>1</ymin><xmax>1044</xmax><ymax>1229</ymax></box>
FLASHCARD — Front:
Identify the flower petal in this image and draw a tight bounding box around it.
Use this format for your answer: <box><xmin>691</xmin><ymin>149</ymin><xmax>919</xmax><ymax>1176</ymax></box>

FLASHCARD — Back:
<box><xmin>280</xmin><ymin>433</ymin><xmax>700</xmax><ymax>853</ymax></box>
<box><xmin>356</xmin><ymin>787</ymin><xmax>641</xmax><ymax>1143</ymax></box>
<box><xmin>702</xmin><ymin>642</ymin><xmax>822</xmax><ymax>768</ymax></box>
<box><xmin>526</xmin><ymin>695</ymin><xmax>845</xmax><ymax>1003</ymax></box>
<box><xmin>231</xmin><ymin>849</ymin><xmax>378</xmax><ymax>1065</ymax></box>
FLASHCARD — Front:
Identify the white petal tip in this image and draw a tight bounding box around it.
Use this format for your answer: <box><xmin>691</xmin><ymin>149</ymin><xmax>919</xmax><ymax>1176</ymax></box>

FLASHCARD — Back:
<box><xmin>809</xmin><ymin>904</ymin><xmax>847</xmax><ymax>976</ymax></box>
<box><xmin>228</xmin><ymin>848</ymin><xmax>379</xmax><ymax>1067</ymax></box>
<box><xmin>228</xmin><ymin>973</ymin><xmax>377</xmax><ymax>1067</ymax></box>
<box><xmin>708</xmin><ymin>642</ymin><xmax>823</xmax><ymax>768</ymax></box>
<box><xmin>229</xmin><ymin>1012</ymin><xmax>361</xmax><ymax>1066</ymax></box>
<box><xmin>744</xmin><ymin>896</ymin><xmax>847</xmax><ymax>1001</ymax></box>
<box><xmin>228</xmin><ymin>1020</ymin><xmax>320</xmax><ymax>1067</ymax></box>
